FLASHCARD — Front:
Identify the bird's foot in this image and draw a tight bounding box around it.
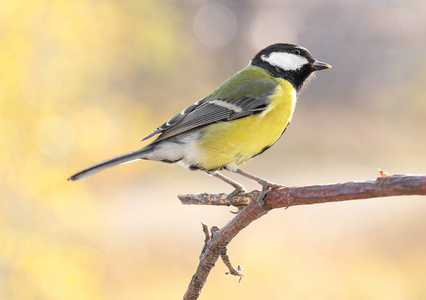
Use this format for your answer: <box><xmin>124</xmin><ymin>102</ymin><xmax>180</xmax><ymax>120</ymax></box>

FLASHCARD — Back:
<box><xmin>226</xmin><ymin>185</ymin><xmax>247</xmax><ymax>207</ymax></box>
<box><xmin>256</xmin><ymin>185</ymin><xmax>271</xmax><ymax>212</ymax></box>
<box><xmin>255</xmin><ymin>180</ymin><xmax>284</xmax><ymax>211</ymax></box>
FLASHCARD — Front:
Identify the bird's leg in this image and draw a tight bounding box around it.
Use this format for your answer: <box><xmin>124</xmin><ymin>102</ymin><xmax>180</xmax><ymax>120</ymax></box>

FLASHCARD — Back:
<box><xmin>234</xmin><ymin>168</ymin><xmax>283</xmax><ymax>190</ymax></box>
<box><xmin>256</xmin><ymin>184</ymin><xmax>271</xmax><ymax>212</ymax></box>
<box><xmin>205</xmin><ymin>171</ymin><xmax>246</xmax><ymax>193</ymax></box>
<box><xmin>205</xmin><ymin>171</ymin><xmax>246</xmax><ymax>205</ymax></box>
<box><xmin>231</xmin><ymin>168</ymin><xmax>283</xmax><ymax>212</ymax></box>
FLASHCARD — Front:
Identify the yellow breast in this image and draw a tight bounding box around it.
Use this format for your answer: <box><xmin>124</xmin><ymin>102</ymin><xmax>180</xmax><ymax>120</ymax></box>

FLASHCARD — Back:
<box><xmin>196</xmin><ymin>79</ymin><xmax>297</xmax><ymax>171</ymax></box>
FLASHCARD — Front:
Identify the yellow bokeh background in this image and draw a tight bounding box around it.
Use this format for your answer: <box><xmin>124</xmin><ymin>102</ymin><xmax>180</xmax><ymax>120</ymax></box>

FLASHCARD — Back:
<box><xmin>1</xmin><ymin>0</ymin><xmax>426</xmax><ymax>299</ymax></box>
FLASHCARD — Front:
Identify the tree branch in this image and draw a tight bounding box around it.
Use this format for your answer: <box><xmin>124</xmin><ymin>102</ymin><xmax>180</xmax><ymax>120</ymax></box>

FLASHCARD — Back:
<box><xmin>181</xmin><ymin>174</ymin><xmax>426</xmax><ymax>299</ymax></box>
<box><xmin>179</xmin><ymin>174</ymin><xmax>426</xmax><ymax>208</ymax></box>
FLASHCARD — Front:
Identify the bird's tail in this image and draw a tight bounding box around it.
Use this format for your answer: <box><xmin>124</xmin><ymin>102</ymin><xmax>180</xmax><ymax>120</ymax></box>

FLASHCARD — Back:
<box><xmin>67</xmin><ymin>146</ymin><xmax>153</xmax><ymax>181</ymax></box>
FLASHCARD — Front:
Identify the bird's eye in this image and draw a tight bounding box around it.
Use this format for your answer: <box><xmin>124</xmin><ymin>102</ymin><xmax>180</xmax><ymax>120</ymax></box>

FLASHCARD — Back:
<box><xmin>292</xmin><ymin>49</ymin><xmax>300</xmax><ymax>55</ymax></box>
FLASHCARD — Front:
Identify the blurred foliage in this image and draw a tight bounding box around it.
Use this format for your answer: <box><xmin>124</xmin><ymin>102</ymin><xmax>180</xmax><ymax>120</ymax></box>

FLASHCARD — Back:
<box><xmin>0</xmin><ymin>0</ymin><xmax>184</xmax><ymax>298</ymax></box>
<box><xmin>1</xmin><ymin>0</ymin><xmax>425</xmax><ymax>299</ymax></box>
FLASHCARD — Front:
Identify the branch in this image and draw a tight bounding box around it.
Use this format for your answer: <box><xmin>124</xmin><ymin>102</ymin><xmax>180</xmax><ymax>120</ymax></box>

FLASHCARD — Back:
<box><xmin>181</xmin><ymin>174</ymin><xmax>426</xmax><ymax>299</ymax></box>
<box><xmin>179</xmin><ymin>174</ymin><xmax>426</xmax><ymax>208</ymax></box>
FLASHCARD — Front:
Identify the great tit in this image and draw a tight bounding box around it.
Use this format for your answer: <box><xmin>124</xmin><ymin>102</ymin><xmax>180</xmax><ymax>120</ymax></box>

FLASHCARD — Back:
<box><xmin>68</xmin><ymin>43</ymin><xmax>331</xmax><ymax>199</ymax></box>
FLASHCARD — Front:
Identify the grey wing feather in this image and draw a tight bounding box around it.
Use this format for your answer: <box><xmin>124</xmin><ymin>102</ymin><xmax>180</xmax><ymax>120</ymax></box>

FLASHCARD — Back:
<box><xmin>153</xmin><ymin>102</ymin><xmax>232</xmax><ymax>140</ymax></box>
<box><xmin>141</xmin><ymin>99</ymin><xmax>207</xmax><ymax>141</ymax></box>
<box><xmin>151</xmin><ymin>94</ymin><xmax>273</xmax><ymax>142</ymax></box>
<box><xmin>142</xmin><ymin>78</ymin><xmax>277</xmax><ymax>143</ymax></box>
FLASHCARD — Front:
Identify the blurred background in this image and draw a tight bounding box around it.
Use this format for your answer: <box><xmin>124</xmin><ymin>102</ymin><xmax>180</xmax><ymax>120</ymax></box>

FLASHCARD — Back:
<box><xmin>1</xmin><ymin>0</ymin><xmax>426</xmax><ymax>299</ymax></box>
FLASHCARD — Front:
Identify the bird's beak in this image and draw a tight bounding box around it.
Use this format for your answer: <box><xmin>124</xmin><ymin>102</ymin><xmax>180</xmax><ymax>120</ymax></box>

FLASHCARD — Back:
<box><xmin>312</xmin><ymin>61</ymin><xmax>332</xmax><ymax>71</ymax></box>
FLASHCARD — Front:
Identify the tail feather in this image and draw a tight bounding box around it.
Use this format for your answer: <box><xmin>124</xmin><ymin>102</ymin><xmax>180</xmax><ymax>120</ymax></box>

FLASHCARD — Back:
<box><xmin>68</xmin><ymin>147</ymin><xmax>151</xmax><ymax>181</ymax></box>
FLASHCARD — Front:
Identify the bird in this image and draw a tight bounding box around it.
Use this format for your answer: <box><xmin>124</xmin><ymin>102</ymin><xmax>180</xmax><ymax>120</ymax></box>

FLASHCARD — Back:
<box><xmin>68</xmin><ymin>43</ymin><xmax>331</xmax><ymax>205</ymax></box>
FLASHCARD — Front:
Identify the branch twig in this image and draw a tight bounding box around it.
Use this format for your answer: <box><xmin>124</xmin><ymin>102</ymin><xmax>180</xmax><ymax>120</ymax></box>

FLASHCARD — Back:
<box><xmin>182</xmin><ymin>174</ymin><xmax>426</xmax><ymax>300</ymax></box>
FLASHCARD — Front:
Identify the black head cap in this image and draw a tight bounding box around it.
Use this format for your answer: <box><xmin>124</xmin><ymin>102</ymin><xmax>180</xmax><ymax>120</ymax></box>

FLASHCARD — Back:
<box><xmin>251</xmin><ymin>43</ymin><xmax>331</xmax><ymax>91</ymax></box>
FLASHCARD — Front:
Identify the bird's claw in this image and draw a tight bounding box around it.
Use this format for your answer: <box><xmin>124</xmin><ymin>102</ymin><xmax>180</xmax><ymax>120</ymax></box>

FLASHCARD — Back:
<box><xmin>256</xmin><ymin>185</ymin><xmax>272</xmax><ymax>212</ymax></box>
<box><xmin>226</xmin><ymin>186</ymin><xmax>247</xmax><ymax>206</ymax></box>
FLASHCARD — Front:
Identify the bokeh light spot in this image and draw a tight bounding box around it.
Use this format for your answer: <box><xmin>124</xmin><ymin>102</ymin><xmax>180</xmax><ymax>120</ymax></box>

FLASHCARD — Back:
<box><xmin>193</xmin><ymin>4</ymin><xmax>237</xmax><ymax>48</ymax></box>
<box><xmin>36</xmin><ymin>116</ymin><xmax>74</xmax><ymax>157</ymax></box>
<box><xmin>249</xmin><ymin>8</ymin><xmax>298</xmax><ymax>50</ymax></box>
<box><xmin>72</xmin><ymin>106</ymin><xmax>120</xmax><ymax>157</ymax></box>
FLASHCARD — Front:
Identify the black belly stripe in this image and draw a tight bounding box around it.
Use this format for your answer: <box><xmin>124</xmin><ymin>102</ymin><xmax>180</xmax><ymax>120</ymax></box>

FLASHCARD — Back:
<box><xmin>160</xmin><ymin>159</ymin><xmax>182</xmax><ymax>164</ymax></box>
<box><xmin>252</xmin><ymin>121</ymin><xmax>291</xmax><ymax>159</ymax></box>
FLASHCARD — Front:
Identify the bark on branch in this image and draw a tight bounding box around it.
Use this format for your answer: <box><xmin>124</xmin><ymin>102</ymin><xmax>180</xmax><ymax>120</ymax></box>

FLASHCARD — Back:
<box><xmin>180</xmin><ymin>174</ymin><xmax>426</xmax><ymax>300</ymax></box>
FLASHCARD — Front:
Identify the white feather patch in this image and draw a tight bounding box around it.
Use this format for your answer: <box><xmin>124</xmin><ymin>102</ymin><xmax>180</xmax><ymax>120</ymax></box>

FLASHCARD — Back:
<box><xmin>143</xmin><ymin>131</ymin><xmax>201</xmax><ymax>167</ymax></box>
<box><xmin>261</xmin><ymin>52</ymin><xmax>308</xmax><ymax>71</ymax></box>
<box><xmin>210</xmin><ymin>99</ymin><xmax>242</xmax><ymax>113</ymax></box>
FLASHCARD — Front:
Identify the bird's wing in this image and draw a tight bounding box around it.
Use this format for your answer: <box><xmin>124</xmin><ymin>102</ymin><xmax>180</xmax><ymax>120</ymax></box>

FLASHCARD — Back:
<box><xmin>142</xmin><ymin>70</ymin><xmax>278</xmax><ymax>143</ymax></box>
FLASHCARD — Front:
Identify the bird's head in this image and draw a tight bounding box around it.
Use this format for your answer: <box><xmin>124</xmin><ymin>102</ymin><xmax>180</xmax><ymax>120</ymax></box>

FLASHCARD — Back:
<box><xmin>251</xmin><ymin>43</ymin><xmax>331</xmax><ymax>91</ymax></box>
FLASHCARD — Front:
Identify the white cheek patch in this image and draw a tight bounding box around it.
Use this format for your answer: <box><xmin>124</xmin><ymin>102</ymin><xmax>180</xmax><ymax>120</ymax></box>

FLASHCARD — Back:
<box><xmin>261</xmin><ymin>52</ymin><xmax>308</xmax><ymax>71</ymax></box>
